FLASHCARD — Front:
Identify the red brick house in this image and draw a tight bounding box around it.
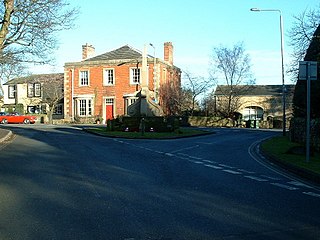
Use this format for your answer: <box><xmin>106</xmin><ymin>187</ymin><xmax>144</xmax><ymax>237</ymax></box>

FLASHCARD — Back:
<box><xmin>63</xmin><ymin>42</ymin><xmax>181</xmax><ymax>123</ymax></box>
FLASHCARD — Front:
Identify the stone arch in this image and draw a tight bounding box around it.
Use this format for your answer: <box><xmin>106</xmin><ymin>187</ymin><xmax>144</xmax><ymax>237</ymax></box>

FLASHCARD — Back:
<box><xmin>241</xmin><ymin>105</ymin><xmax>264</xmax><ymax>121</ymax></box>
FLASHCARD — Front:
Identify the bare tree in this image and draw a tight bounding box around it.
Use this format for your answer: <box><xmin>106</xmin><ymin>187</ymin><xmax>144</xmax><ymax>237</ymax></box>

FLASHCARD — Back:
<box><xmin>41</xmin><ymin>74</ymin><xmax>64</xmax><ymax>124</ymax></box>
<box><xmin>160</xmin><ymin>81</ymin><xmax>181</xmax><ymax>116</ymax></box>
<box><xmin>288</xmin><ymin>6</ymin><xmax>320</xmax><ymax>80</ymax></box>
<box><xmin>0</xmin><ymin>58</ymin><xmax>28</xmax><ymax>95</ymax></box>
<box><xmin>210</xmin><ymin>42</ymin><xmax>255</xmax><ymax>119</ymax></box>
<box><xmin>181</xmin><ymin>71</ymin><xmax>214</xmax><ymax>116</ymax></box>
<box><xmin>0</xmin><ymin>0</ymin><xmax>78</xmax><ymax>65</ymax></box>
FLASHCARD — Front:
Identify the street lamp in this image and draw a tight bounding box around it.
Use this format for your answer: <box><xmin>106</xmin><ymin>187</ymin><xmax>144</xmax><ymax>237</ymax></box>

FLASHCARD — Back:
<box><xmin>250</xmin><ymin>8</ymin><xmax>286</xmax><ymax>136</ymax></box>
<box><xmin>149</xmin><ymin>43</ymin><xmax>158</xmax><ymax>103</ymax></box>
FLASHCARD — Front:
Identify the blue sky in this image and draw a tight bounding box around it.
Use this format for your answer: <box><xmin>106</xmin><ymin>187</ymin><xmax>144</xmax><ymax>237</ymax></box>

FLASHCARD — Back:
<box><xmin>33</xmin><ymin>0</ymin><xmax>320</xmax><ymax>86</ymax></box>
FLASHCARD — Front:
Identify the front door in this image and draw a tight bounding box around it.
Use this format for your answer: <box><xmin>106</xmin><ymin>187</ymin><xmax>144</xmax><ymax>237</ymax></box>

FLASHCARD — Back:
<box><xmin>105</xmin><ymin>98</ymin><xmax>114</xmax><ymax>120</ymax></box>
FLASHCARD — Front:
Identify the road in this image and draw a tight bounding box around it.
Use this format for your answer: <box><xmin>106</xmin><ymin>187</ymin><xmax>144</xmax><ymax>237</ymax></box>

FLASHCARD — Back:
<box><xmin>0</xmin><ymin>125</ymin><xmax>319</xmax><ymax>240</ymax></box>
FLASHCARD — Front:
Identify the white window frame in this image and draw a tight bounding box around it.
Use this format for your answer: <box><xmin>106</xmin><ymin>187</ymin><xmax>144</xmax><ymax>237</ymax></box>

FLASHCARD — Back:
<box><xmin>34</xmin><ymin>83</ymin><xmax>41</xmax><ymax>97</ymax></box>
<box><xmin>79</xmin><ymin>70</ymin><xmax>89</xmax><ymax>86</ymax></box>
<box><xmin>124</xmin><ymin>96</ymin><xmax>138</xmax><ymax>115</ymax></box>
<box><xmin>103</xmin><ymin>68</ymin><xmax>115</xmax><ymax>86</ymax></box>
<box><xmin>78</xmin><ymin>98</ymin><xmax>93</xmax><ymax>117</ymax></box>
<box><xmin>27</xmin><ymin>83</ymin><xmax>41</xmax><ymax>97</ymax></box>
<box><xmin>27</xmin><ymin>83</ymin><xmax>34</xmax><ymax>97</ymax></box>
<box><xmin>53</xmin><ymin>104</ymin><xmax>63</xmax><ymax>115</ymax></box>
<box><xmin>130</xmin><ymin>67</ymin><xmax>141</xmax><ymax>84</ymax></box>
<box><xmin>8</xmin><ymin>85</ymin><xmax>16</xmax><ymax>99</ymax></box>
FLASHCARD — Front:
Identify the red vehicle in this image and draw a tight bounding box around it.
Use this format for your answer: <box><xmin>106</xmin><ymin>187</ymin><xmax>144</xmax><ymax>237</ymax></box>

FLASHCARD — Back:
<box><xmin>0</xmin><ymin>112</ymin><xmax>37</xmax><ymax>124</ymax></box>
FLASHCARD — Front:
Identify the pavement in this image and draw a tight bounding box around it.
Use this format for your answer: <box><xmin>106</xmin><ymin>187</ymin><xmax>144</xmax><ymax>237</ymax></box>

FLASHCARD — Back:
<box><xmin>0</xmin><ymin>128</ymin><xmax>12</xmax><ymax>143</ymax></box>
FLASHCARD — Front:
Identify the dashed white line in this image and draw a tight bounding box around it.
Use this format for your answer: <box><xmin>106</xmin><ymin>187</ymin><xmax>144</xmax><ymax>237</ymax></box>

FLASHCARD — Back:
<box><xmin>219</xmin><ymin>164</ymin><xmax>235</xmax><ymax>169</ymax></box>
<box><xmin>222</xmin><ymin>169</ymin><xmax>242</xmax><ymax>175</ymax></box>
<box><xmin>303</xmin><ymin>192</ymin><xmax>320</xmax><ymax>198</ymax></box>
<box><xmin>192</xmin><ymin>161</ymin><xmax>204</xmax><ymax>164</ymax></box>
<box><xmin>204</xmin><ymin>164</ymin><xmax>222</xmax><ymax>170</ymax></box>
<box><xmin>270</xmin><ymin>183</ymin><xmax>298</xmax><ymax>191</ymax></box>
<box><xmin>238</xmin><ymin>169</ymin><xmax>256</xmax><ymax>174</ymax></box>
<box><xmin>287</xmin><ymin>181</ymin><xmax>314</xmax><ymax>189</ymax></box>
<box><xmin>203</xmin><ymin>159</ymin><xmax>217</xmax><ymax>164</ymax></box>
<box><xmin>260</xmin><ymin>175</ymin><xmax>282</xmax><ymax>181</ymax></box>
<box><xmin>165</xmin><ymin>153</ymin><xmax>174</xmax><ymax>157</ymax></box>
<box><xmin>244</xmin><ymin>176</ymin><xmax>269</xmax><ymax>182</ymax></box>
<box><xmin>188</xmin><ymin>156</ymin><xmax>203</xmax><ymax>160</ymax></box>
<box><xmin>170</xmin><ymin>145</ymin><xmax>200</xmax><ymax>153</ymax></box>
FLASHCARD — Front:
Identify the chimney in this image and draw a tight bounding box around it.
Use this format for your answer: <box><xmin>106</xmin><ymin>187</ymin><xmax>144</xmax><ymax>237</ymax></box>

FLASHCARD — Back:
<box><xmin>164</xmin><ymin>42</ymin><xmax>173</xmax><ymax>65</ymax></box>
<box><xmin>82</xmin><ymin>43</ymin><xmax>95</xmax><ymax>60</ymax></box>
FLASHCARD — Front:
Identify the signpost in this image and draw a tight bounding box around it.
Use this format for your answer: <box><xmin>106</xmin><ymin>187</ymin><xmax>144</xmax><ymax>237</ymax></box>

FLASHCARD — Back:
<box><xmin>298</xmin><ymin>61</ymin><xmax>317</xmax><ymax>163</ymax></box>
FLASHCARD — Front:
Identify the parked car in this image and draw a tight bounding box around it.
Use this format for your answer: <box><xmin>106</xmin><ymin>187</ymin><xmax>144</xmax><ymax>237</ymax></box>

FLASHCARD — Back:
<box><xmin>0</xmin><ymin>112</ymin><xmax>37</xmax><ymax>124</ymax></box>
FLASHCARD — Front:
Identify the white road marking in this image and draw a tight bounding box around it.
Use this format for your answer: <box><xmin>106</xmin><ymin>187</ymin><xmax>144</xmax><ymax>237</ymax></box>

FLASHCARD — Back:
<box><xmin>204</xmin><ymin>164</ymin><xmax>222</xmax><ymax>169</ymax></box>
<box><xmin>270</xmin><ymin>183</ymin><xmax>298</xmax><ymax>191</ymax></box>
<box><xmin>192</xmin><ymin>161</ymin><xmax>204</xmax><ymax>164</ymax></box>
<box><xmin>288</xmin><ymin>181</ymin><xmax>314</xmax><ymax>189</ymax></box>
<box><xmin>203</xmin><ymin>159</ymin><xmax>217</xmax><ymax>164</ymax></box>
<box><xmin>260</xmin><ymin>175</ymin><xmax>282</xmax><ymax>181</ymax></box>
<box><xmin>219</xmin><ymin>164</ymin><xmax>235</xmax><ymax>169</ymax></box>
<box><xmin>196</xmin><ymin>142</ymin><xmax>215</xmax><ymax>145</ymax></box>
<box><xmin>244</xmin><ymin>176</ymin><xmax>269</xmax><ymax>182</ymax></box>
<box><xmin>303</xmin><ymin>192</ymin><xmax>320</xmax><ymax>198</ymax></box>
<box><xmin>222</xmin><ymin>170</ymin><xmax>242</xmax><ymax>175</ymax></box>
<box><xmin>177</xmin><ymin>153</ymin><xmax>189</xmax><ymax>156</ymax></box>
<box><xmin>170</xmin><ymin>145</ymin><xmax>200</xmax><ymax>153</ymax></box>
<box><xmin>188</xmin><ymin>156</ymin><xmax>203</xmax><ymax>160</ymax></box>
<box><xmin>238</xmin><ymin>169</ymin><xmax>256</xmax><ymax>174</ymax></box>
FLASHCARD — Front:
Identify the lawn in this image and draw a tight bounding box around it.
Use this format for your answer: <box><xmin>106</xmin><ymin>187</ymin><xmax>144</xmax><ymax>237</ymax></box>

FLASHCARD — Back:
<box><xmin>85</xmin><ymin>127</ymin><xmax>212</xmax><ymax>139</ymax></box>
<box><xmin>261</xmin><ymin>136</ymin><xmax>320</xmax><ymax>175</ymax></box>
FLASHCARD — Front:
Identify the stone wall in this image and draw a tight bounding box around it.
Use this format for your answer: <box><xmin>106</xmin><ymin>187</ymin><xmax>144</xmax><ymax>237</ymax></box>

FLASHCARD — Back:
<box><xmin>187</xmin><ymin>116</ymin><xmax>274</xmax><ymax>129</ymax></box>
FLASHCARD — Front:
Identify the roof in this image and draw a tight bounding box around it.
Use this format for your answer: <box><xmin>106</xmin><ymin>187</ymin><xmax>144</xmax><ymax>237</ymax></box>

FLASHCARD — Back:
<box><xmin>214</xmin><ymin>85</ymin><xmax>295</xmax><ymax>96</ymax></box>
<box><xmin>84</xmin><ymin>45</ymin><xmax>144</xmax><ymax>62</ymax></box>
<box><xmin>4</xmin><ymin>73</ymin><xmax>64</xmax><ymax>85</ymax></box>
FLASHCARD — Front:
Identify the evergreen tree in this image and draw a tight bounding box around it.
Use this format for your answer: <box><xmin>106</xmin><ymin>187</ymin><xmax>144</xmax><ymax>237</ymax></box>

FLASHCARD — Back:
<box><xmin>293</xmin><ymin>24</ymin><xmax>320</xmax><ymax>118</ymax></box>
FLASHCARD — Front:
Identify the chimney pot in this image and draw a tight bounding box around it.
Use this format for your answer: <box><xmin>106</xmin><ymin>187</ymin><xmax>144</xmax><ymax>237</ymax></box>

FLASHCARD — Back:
<box><xmin>164</xmin><ymin>42</ymin><xmax>173</xmax><ymax>65</ymax></box>
<box><xmin>82</xmin><ymin>43</ymin><xmax>95</xmax><ymax>60</ymax></box>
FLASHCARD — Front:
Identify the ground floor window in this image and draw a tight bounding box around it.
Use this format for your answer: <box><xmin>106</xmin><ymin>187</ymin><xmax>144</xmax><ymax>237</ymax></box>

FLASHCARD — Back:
<box><xmin>54</xmin><ymin>104</ymin><xmax>63</xmax><ymax>115</ymax></box>
<box><xmin>27</xmin><ymin>105</ymin><xmax>41</xmax><ymax>114</ymax></box>
<box><xmin>242</xmin><ymin>106</ymin><xmax>264</xmax><ymax>121</ymax></box>
<box><xmin>78</xmin><ymin>98</ymin><xmax>93</xmax><ymax>116</ymax></box>
<box><xmin>124</xmin><ymin>96</ymin><xmax>138</xmax><ymax>115</ymax></box>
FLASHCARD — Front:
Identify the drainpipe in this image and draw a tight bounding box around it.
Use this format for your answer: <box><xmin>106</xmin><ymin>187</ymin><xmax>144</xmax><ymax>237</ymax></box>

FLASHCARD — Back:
<box><xmin>71</xmin><ymin>68</ymin><xmax>75</xmax><ymax>121</ymax></box>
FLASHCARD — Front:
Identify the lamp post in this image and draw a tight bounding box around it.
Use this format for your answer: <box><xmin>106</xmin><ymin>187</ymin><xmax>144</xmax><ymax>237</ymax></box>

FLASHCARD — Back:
<box><xmin>149</xmin><ymin>43</ymin><xmax>158</xmax><ymax>103</ymax></box>
<box><xmin>250</xmin><ymin>8</ymin><xmax>286</xmax><ymax>136</ymax></box>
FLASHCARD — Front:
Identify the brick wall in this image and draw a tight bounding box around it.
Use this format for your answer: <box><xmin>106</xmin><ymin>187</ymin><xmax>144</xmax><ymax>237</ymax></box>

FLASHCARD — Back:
<box><xmin>64</xmin><ymin>59</ymin><xmax>181</xmax><ymax>123</ymax></box>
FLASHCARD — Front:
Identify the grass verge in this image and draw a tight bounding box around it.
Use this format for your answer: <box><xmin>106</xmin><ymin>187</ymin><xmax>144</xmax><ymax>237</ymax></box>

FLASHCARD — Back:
<box><xmin>261</xmin><ymin>136</ymin><xmax>320</xmax><ymax>175</ymax></box>
<box><xmin>85</xmin><ymin>127</ymin><xmax>211</xmax><ymax>139</ymax></box>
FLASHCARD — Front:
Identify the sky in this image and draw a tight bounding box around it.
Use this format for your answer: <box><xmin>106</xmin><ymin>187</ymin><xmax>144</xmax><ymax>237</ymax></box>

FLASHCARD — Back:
<box><xmin>32</xmin><ymin>0</ymin><xmax>320</xmax><ymax>86</ymax></box>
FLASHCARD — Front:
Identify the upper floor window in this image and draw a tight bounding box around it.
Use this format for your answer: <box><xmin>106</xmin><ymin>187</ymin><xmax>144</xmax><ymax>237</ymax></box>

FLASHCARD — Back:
<box><xmin>130</xmin><ymin>68</ymin><xmax>141</xmax><ymax>84</ymax></box>
<box><xmin>34</xmin><ymin>83</ymin><xmax>41</xmax><ymax>97</ymax></box>
<box><xmin>103</xmin><ymin>69</ymin><xmax>114</xmax><ymax>86</ymax></box>
<box><xmin>27</xmin><ymin>83</ymin><xmax>41</xmax><ymax>97</ymax></box>
<box><xmin>8</xmin><ymin>85</ymin><xmax>16</xmax><ymax>99</ymax></box>
<box><xmin>80</xmin><ymin>70</ymin><xmax>89</xmax><ymax>86</ymax></box>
